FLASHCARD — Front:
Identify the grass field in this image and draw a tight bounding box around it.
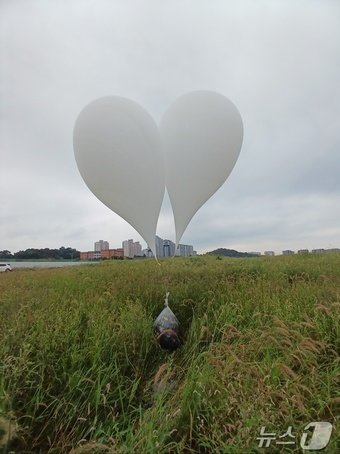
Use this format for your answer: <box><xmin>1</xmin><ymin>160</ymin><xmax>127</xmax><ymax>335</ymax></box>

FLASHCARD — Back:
<box><xmin>0</xmin><ymin>254</ymin><xmax>339</xmax><ymax>453</ymax></box>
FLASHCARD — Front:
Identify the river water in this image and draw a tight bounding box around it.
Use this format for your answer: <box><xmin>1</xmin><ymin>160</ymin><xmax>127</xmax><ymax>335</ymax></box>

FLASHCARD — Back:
<box><xmin>5</xmin><ymin>261</ymin><xmax>96</xmax><ymax>269</ymax></box>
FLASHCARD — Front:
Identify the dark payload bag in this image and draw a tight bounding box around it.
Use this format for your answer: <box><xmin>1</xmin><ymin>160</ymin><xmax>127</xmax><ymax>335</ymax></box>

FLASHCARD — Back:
<box><xmin>154</xmin><ymin>292</ymin><xmax>181</xmax><ymax>351</ymax></box>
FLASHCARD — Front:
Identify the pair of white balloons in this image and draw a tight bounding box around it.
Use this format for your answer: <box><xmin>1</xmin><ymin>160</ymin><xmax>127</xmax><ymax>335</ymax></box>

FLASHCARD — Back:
<box><xmin>73</xmin><ymin>90</ymin><xmax>243</xmax><ymax>258</ymax></box>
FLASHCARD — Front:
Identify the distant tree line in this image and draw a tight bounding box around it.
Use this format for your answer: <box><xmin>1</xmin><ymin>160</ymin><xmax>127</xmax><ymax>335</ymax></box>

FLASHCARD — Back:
<box><xmin>207</xmin><ymin>248</ymin><xmax>259</xmax><ymax>258</ymax></box>
<box><xmin>0</xmin><ymin>247</ymin><xmax>80</xmax><ymax>260</ymax></box>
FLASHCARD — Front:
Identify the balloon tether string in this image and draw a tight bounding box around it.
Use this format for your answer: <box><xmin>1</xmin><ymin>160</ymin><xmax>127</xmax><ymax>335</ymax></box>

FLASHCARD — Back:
<box><xmin>164</xmin><ymin>291</ymin><xmax>170</xmax><ymax>307</ymax></box>
<box><xmin>157</xmin><ymin>257</ymin><xmax>170</xmax><ymax>307</ymax></box>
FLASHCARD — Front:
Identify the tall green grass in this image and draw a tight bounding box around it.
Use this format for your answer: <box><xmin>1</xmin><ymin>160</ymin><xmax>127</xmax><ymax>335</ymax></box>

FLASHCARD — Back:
<box><xmin>0</xmin><ymin>254</ymin><xmax>339</xmax><ymax>453</ymax></box>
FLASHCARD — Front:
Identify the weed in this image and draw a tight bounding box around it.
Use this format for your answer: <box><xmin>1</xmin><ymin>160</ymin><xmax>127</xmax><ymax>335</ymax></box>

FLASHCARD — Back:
<box><xmin>0</xmin><ymin>254</ymin><xmax>339</xmax><ymax>452</ymax></box>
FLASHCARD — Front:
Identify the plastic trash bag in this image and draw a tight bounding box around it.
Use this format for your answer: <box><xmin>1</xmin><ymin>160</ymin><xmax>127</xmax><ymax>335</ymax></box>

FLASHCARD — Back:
<box><xmin>154</xmin><ymin>292</ymin><xmax>181</xmax><ymax>351</ymax></box>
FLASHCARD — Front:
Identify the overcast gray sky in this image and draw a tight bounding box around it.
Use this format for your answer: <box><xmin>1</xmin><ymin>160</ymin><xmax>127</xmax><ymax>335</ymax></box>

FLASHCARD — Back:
<box><xmin>1</xmin><ymin>0</ymin><xmax>339</xmax><ymax>255</ymax></box>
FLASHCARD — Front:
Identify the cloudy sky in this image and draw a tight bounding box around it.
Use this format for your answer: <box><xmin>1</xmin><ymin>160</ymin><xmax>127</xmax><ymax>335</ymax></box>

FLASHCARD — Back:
<box><xmin>1</xmin><ymin>0</ymin><xmax>339</xmax><ymax>255</ymax></box>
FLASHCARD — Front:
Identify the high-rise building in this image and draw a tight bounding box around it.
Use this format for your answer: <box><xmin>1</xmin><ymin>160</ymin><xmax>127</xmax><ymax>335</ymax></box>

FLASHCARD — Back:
<box><xmin>133</xmin><ymin>241</ymin><xmax>142</xmax><ymax>257</ymax></box>
<box><xmin>122</xmin><ymin>239</ymin><xmax>143</xmax><ymax>258</ymax></box>
<box><xmin>122</xmin><ymin>239</ymin><xmax>134</xmax><ymax>258</ymax></box>
<box><xmin>94</xmin><ymin>240</ymin><xmax>109</xmax><ymax>251</ymax></box>
<box><xmin>163</xmin><ymin>239</ymin><xmax>176</xmax><ymax>257</ymax></box>
<box><xmin>264</xmin><ymin>251</ymin><xmax>275</xmax><ymax>256</ymax></box>
<box><xmin>122</xmin><ymin>236</ymin><xmax>196</xmax><ymax>258</ymax></box>
<box><xmin>155</xmin><ymin>236</ymin><xmax>164</xmax><ymax>258</ymax></box>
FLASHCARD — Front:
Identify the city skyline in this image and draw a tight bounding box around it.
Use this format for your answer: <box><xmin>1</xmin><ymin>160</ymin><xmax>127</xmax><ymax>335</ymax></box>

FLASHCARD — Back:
<box><xmin>80</xmin><ymin>236</ymin><xmax>197</xmax><ymax>259</ymax></box>
<box><xmin>2</xmin><ymin>235</ymin><xmax>339</xmax><ymax>259</ymax></box>
<box><xmin>77</xmin><ymin>237</ymin><xmax>340</xmax><ymax>259</ymax></box>
<box><xmin>2</xmin><ymin>240</ymin><xmax>339</xmax><ymax>260</ymax></box>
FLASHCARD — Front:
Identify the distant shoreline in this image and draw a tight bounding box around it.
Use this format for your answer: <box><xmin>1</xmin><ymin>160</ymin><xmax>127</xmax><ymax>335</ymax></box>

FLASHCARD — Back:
<box><xmin>5</xmin><ymin>261</ymin><xmax>96</xmax><ymax>269</ymax></box>
<box><xmin>5</xmin><ymin>259</ymin><xmax>80</xmax><ymax>262</ymax></box>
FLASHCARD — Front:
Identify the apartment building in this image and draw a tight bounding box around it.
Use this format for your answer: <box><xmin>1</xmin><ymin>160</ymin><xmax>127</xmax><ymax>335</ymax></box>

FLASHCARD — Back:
<box><xmin>94</xmin><ymin>240</ymin><xmax>109</xmax><ymax>251</ymax></box>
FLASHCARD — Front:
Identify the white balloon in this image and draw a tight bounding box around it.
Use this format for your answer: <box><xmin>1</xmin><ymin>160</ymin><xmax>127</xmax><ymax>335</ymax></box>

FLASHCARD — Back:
<box><xmin>160</xmin><ymin>90</ymin><xmax>243</xmax><ymax>246</ymax></box>
<box><xmin>73</xmin><ymin>96</ymin><xmax>164</xmax><ymax>258</ymax></box>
